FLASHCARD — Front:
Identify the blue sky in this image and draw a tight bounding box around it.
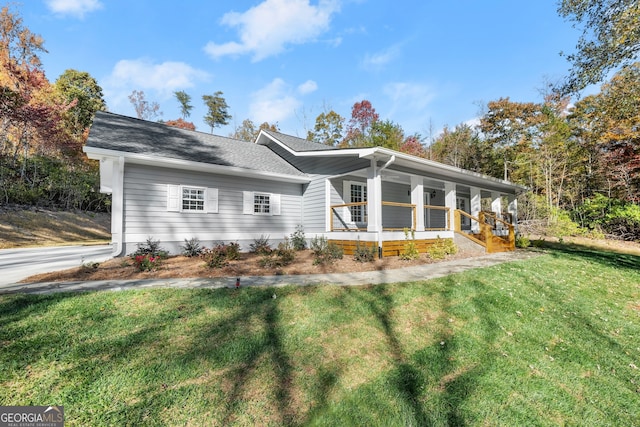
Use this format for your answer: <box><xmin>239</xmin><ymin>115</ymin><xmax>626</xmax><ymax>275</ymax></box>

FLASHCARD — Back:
<box><xmin>21</xmin><ymin>0</ymin><xmax>585</xmax><ymax>140</ymax></box>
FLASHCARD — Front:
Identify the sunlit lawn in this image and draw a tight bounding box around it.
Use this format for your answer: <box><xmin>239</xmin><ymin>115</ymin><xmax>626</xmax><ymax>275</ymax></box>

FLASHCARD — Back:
<box><xmin>1</xmin><ymin>244</ymin><xmax>639</xmax><ymax>426</ymax></box>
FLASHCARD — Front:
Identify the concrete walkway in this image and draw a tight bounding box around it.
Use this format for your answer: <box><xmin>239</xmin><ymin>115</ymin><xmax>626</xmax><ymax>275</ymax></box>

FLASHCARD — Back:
<box><xmin>0</xmin><ymin>250</ymin><xmax>541</xmax><ymax>295</ymax></box>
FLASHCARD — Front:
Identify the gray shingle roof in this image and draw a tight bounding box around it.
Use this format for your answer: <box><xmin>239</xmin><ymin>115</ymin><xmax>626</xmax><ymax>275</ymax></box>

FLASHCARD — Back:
<box><xmin>262</xmin><ymin>129</ymin><xmax>335</xmax><ymax>152</ymax></box>
<box><xmin>86</xmin><ymin>112</ymin><xmax>305</xmax><ymax>177</ymax></box>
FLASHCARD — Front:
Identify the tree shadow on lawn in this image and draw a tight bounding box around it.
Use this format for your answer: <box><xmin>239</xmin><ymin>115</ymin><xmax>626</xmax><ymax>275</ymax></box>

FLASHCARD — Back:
<box><xmin>542</xmin><ymin>240</ymin><xmax>640</xmax><ymax>272</ymax></box>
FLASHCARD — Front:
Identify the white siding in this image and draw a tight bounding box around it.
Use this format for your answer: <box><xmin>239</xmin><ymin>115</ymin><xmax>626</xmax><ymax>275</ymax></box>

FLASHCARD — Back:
<box><xmin>121</xmin><ymin>164</ymin><xmax>304</xmax><ymax>254</ymax></box>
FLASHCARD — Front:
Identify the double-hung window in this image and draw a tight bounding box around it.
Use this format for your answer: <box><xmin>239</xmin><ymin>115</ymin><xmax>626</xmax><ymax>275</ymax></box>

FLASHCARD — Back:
<box><xmin>243</xmin><ymin>191</ymin><xmax>281</xmax><ymax>216</ymax></box>
<box><xmin>167</xmin><ymin>185</ymin><xmax>218</xmax><ymax>213</ymax></box>
<box><xmin>182</xmin><ymin>187</ymin><xmax>205</xmax><ymax>211</ymax></box>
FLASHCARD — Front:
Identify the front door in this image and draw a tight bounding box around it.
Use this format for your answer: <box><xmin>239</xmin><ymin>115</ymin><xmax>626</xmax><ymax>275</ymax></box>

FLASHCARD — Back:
<box><xmin>457</xmin><ymin>197</ymin><xmax>471</xmax><ymax>229</ymax></box>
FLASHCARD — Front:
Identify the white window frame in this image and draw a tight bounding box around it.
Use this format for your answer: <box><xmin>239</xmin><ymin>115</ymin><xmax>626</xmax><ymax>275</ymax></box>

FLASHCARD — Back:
<box><xmin>243</xmin><ymin>191</ymin><xmax>281</xmax><ymax>216</ymax></box>
<box><xmin>343</xmin><ymin>180</ymin><xmax>367</xmax><ymax>224</ymax></box>
<box><xmin>253</xmin><ymin>192</ymin><xmax>271</xmax><ymax>215</ymax></box>
<box><xmin>167</xmin><ymin>185</ymin><xmax>218</xmax><ymax>213</ymax></box>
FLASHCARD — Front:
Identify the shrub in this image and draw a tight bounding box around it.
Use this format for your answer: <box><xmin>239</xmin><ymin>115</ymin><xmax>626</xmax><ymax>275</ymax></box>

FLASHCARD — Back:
<box><xmin>353</xmin><ymin>239</ymin><xmax>377</xmax><ymax>263</ymax></box>
<box><xmin>515</xmin><ymin>233</ymin><xmax>531</xmax><ymax>248</ymax></box>
<box><xmin>130</xmin><ymin>237</ymin><xmax>168</xmax><ymax>258</ymax></box>
<box><xmin>310</xmin><ymin>236</ymin><xmax>343</xmax><ymax>265</ymax></box>
<box><xmin>548</xmin><ymin>209</ymin><xmax>583</xmax><ymax>239</ymax></box>
<box><xmin>134</xmin><ymin>254</ymin><xmax>161</xmax><ymax>271</ymax></box>
<box><xmin>290</xmin><ymin>225</ymin><xmax>307</xmax><ymax>250</ymax></box>
<box><xmin>259</xmin><ymin>238</ymin><xmax>296</xmax><ymax>268</ymax></box>
<box><xmin>250</xmin><ymin>235</ymin><xmax>272</xmax><ymax>255</ymax></box>
<box><xmin>427</xmin><ymin>237</ymin><xmax>457</xmax><ymax>260</ymax></box>
<box><xmin>180</xmin><ymin>237</ymin><xmax>203</xmax><ymax>257</ymax></box>
<box><xmin>399</xmin><ymin>228</ymin><xmax>419</xmax><ymax>260</ymax></box>
<box><xmin>201</xmin><ymin>244</ymin><xmax>233</xmax><ymax>268</ymax></box>
<box><xmin>225</xmin><ymin>242</ymin><xmax>241</xmax><ymax>260</ymax></box>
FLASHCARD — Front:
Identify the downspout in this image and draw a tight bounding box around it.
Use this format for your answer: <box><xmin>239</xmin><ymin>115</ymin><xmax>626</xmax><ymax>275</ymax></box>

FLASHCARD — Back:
<box><xmin>379</xmin><ymin>155</ymin><xmax>396</xmax><ymax>172</ymax></box>
<box><xmin>110</xmin><ymin>156</ymin><xmax>125</xmax><ymax>257</ymax></box>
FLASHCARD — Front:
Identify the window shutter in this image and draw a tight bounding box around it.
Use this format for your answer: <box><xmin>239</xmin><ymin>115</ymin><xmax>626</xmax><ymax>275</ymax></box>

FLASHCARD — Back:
<box><xmin>271</xmin><ymin>193</ymin><xmax>281</xmax><ymax>216</ymax></box>
<box><xmin>206</xmin><ymin>188</ymin><xmax>219</xmax><ymax>213</ymax></box>
<box><xmin>167</xmin><ymin>184</ymin><xmax>180</xmax><ymax>212</ymax></box>
<box><xmin>242</xmin><ymin>191</ymin><xmax>253</xmax><ymax>214</ymax></box>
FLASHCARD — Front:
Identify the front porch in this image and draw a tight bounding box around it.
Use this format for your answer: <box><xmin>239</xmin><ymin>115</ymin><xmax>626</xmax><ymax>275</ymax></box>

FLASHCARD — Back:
<box><xmin>324</xmin><ymin>167</ymin><xmax>518</xmax><ymax>256</ymax></box>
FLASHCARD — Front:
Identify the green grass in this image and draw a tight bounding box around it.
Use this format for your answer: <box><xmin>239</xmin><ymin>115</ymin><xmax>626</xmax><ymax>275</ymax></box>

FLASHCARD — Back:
<box><xmin>1</xmin><ymin>245</ymin><xmax>639</xmax><ymax>426</ymax></box>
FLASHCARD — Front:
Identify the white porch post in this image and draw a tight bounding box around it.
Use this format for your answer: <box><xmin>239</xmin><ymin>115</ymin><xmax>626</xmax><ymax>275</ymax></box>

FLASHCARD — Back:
<box><xmin>367</xmin><ymin>158</ymin><xmax>382</xmax><ymax>233</ymax></box>
<box><xmin>411</xmin><ymin>176</ymin><xmax>424</xmax><ymax>231</ymax></box>
<box><xmin>508</xmin><ymin>195</ymin><xmax>518</xmax><ymax>231</ymax></box>
<box><xmin>470</xmin><ymin>187</ymin><xmax>481</xmax><ymax>233</ymax></box>
<box><xmin>444</xmin><ymin>182</ymin><xmax>456</xmax><ymax>231</ymax></box>
<box><xmin>491</xmin><ymin>192</ymin><xmax>502</xmax><ymax>216</ymax></box>
<box><xmin>491</xmin><ymin>191</ymin><xmax>503</xmax><ymax>232</ymax></box>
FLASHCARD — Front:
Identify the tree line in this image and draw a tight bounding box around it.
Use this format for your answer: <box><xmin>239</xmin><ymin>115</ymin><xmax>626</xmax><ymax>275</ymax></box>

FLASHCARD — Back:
<box><xmin>1</xmin><ymin>2</ymin><xmax>638</xmax><ymax>241</ymax></box>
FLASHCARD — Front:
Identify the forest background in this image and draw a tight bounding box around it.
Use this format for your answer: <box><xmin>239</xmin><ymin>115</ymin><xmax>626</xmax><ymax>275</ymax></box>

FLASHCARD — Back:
<box><xmin>1</xmin><ymin>1</ymin><xmax>639</xmax><ymax>242</ymax></box>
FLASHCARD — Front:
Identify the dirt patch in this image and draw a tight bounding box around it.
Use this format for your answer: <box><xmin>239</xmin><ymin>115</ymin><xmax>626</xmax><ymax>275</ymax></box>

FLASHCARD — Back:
<box><xmin>0</xmin><ymin>205</ymin><xmax>110</xmax><ymax>249</ymax></box>
<box><xmin>22</xmin><ymin>248</ymin><xmax>483</xmax><ymax>284</ymax></box>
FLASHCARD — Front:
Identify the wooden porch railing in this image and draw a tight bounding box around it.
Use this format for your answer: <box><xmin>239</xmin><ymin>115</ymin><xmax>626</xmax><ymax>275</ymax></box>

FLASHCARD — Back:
<box><xmin>424</xmin><ymin>205</ymin><xmax>450</xmax><ymax>231</ymax></box>
<box><xmin>454</xmin><ymin>210</ymin><xmax>515</xmax><ymax>253</ymax></box>
<box><xmin>330</xmin><ymin>202</ymin><xmax>450</xmax><ymax>232</ymax></box>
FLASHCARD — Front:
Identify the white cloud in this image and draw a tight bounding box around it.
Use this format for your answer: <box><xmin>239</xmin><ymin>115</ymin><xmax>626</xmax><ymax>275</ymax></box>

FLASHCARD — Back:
<box><xmin>297</xmin><ymin>80</ymin><xmax>318</xmax><ymax>95</ymax></box>
<box><xmin>383</xmin><ymin>82</ymin><xmax>437</xmax><ymax>133</ymax></box>
<box><xmin>204</xmin><ymin>0</ymin><xmax>341</xmax><ymax>62</ymax></box>
<box><xmin>104</xmin><ymin>59</ymin><xmax>210</xmax><ymax>95</ymax></box>
<box><xmin>45</xmin><ymin>0</ymin><xmax>103</xmax><ymax>18</ymax></box>
<box><xmin>102</xmin><ymin>58</ymin><xmax>211</xmax><ymax>112</ymax></box>
<box><xmin>249</xmin><ymin>78</ymin><xmax>302</xmax><ymax>124</ymax></box>
<box><xmin>362</xmin><ymin>45</ymin><xmax>401</xmax><ymax>70</ymax></box>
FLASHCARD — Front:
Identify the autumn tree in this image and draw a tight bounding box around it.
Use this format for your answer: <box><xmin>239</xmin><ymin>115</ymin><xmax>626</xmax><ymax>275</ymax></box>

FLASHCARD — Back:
<box><xmin>307</xmin><ymin>110</ymin><xmax>344</xmax><ymax>146</ymax></box>
<box><xmin>202</xmin><ymin>91</ymin><xmax>231</xmax><ymax>133</ymax></box>
<box><xmin>174</xmin><ymin>90</ymin><xmax>192</xmax><ymax>119</ymax></box>
<box><xmin>128</xmin><ymin>90</ymin><xmax>161</xmax><ymax>120</ymax></box>
<box><xmin>558</xmin><ymin>0</ymin><xmax>640</xmax><ymax>94</ymax></box>
<box><xmin>54</xmin><ymin>69</ymin><xmax>105</xmax><ymax>137</ymax></box>
<box><xmin>165</xmin><ymin>118</ymin><xmax>196</xmax><ymax>131</ymax></box>
<box><xmin>341</xmin><ymin>100</ymin><xmax>379</xmax><ymax>147</ymax></box>
<box><xmin>479</xmin><ymin>98</ymin><xmax>543</xmax><ymax>180</ymax></box>
<box><xmin>0</xmin><ymin>5</ymin><xmax>72</xmax><ymax>161</ymax></box>
<box><xmin>231</xmin><ymin>118</ymin><xmax>258</xmax><ymax>142</ymax></box>
<box><xmin>398</xmin><ymin>134</ymin><xmax>427</xmax><ymax>158</ymax></box>
<box><xmin>431</xmin><ymin>124</ymin><xmax>492</xmax><ymax>173</ymax></box>
<box><xmin>574</xmin><ymin>63</ymin><xmax>640</xmax><ymax>202</ymax></box>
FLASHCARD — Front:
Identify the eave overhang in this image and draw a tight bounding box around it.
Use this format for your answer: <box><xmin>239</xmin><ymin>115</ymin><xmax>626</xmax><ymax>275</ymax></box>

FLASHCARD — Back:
<box><xmin>83</xmin><ymin>146</ymin><xmax>311</xmax><ymax>184</ymax></box>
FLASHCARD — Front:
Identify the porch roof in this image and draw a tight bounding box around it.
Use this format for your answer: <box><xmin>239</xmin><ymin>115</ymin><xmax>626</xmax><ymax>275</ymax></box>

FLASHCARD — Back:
<box><xmin>257</xmin><ymin>131</ymin><xmax>526</xmax><ymax>195</ymax></box>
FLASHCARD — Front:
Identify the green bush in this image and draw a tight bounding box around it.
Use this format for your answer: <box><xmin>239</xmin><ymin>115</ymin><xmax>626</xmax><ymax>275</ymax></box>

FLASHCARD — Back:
<box><xmin>201</xmin><ymin>244</ymin><xmax>231</xmax><ymax>268</ymax></box>
<box><xmin>571</xmin><ymin>194</ymin><xmax>640</xmax><ymax>241</ymax></box>
<box><xmin>310</xmin><ymin>236</ymin><xmax>343</xmax><ymax>265</ymax></box>
<box><xmin>180</xmin><ymin>237</ymin><xmax>203</xmax><ymax>257</ymax></box>
<box><xmin>130</xmin><ymin>237</ymin><xmax>169</xmax><ymax>258</ymax></box>
<box><xmin>290</xmin><ymin>225</ymin><xmax>307</xmax><ymax>250</ymax></box>
<box><xmin>0</xmin><ymin>155</ymin><xmax>110</xmax><ymax>212</ymax></box>
<box><xmin>353</xmin><ymin>239</ymin><xmax>377</xmax><ymax>263</ymax></box>
<box><xmin>250</xmin><ymin>235</ymin><xmax>272</xmax><ymax>255</ymax></box>
<box><xmin>515</xmin><ymin>233</ymin><xmax>531</xmax><ymax>248</ymax></box>
<box><xmin>427</xmin><ymin>237</ymin><xmax>457</xmax><ymax>260</ymax></box>
<box><xmin>399</xmin><ymin>228</ymin><xmax>419</xmax><ymax>260</ymax></box>
<box><xmin>259</xmin><ymin>238</ymin><xmax>296</xmax><ymax>268</ymax></box>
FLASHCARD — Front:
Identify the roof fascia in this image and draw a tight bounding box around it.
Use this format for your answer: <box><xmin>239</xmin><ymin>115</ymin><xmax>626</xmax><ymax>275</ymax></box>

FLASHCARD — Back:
<box><xmin>83</xmin><ymin>146</ymin><xmax>310</xmax><ymax>184</ymax></box>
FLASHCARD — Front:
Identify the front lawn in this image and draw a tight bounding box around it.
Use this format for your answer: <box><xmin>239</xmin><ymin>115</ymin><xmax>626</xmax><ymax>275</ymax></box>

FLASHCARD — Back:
<box><xmin>1</xmin><ymin>244</ymin><xmax>639</xmax><ymax>426</ymax></box>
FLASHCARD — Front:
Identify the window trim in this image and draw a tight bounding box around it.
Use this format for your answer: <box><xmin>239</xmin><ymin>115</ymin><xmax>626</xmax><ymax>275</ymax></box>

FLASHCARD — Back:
<box><xmin>167</xmin><ymin>184</ymin><xmax>218</xmax><ymax>214</ymax></box>
<box><xmin>242</xmin><ymin>191</ymin><xmax>281</xmax><ymax>216</ymax></box>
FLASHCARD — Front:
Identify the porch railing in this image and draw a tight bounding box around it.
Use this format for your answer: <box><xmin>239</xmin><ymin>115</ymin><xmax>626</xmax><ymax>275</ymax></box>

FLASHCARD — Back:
<box><xmin>329</xmin><ymin>202</ymin><xmax>450</xmax><ymax>232</ymax></box>
<box><xmin>454</xmin><ymin>210</ymin><xmax>515</xmax><ymax>253</ymax></box>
